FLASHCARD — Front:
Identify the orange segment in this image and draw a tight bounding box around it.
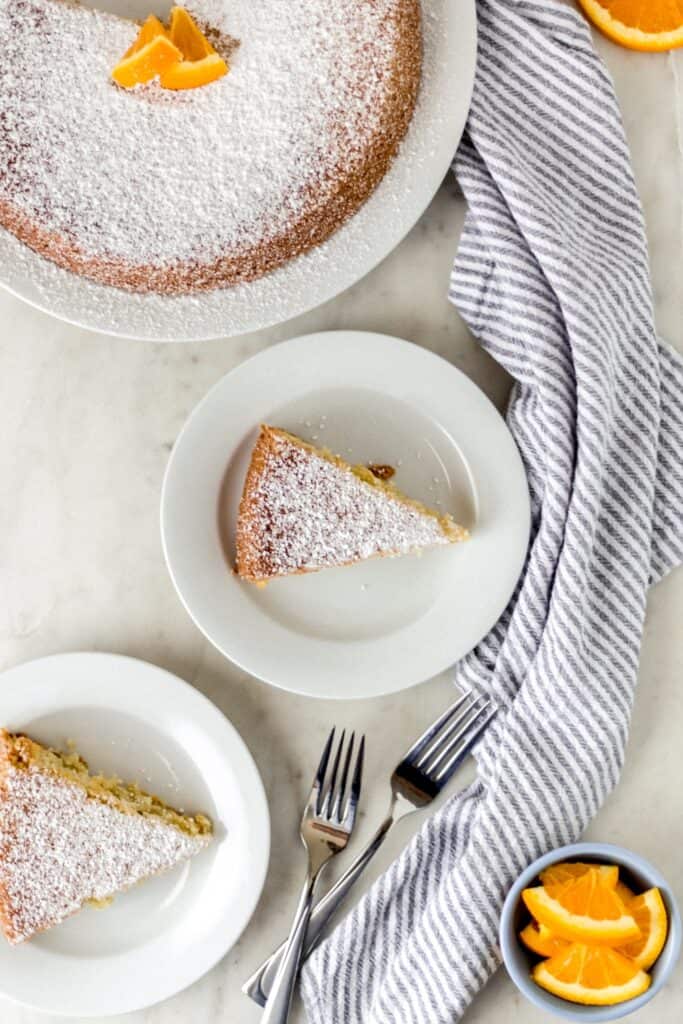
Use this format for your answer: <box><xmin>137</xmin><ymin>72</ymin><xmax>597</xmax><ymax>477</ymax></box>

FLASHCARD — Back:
<box><xmin>112</xmin><ymin>34</ymin><xmax>183</xmax><ymax>89</ymax></box>
<box><xmin>169</xmin><ymin>5</ymin><xmax>215</xmax><ymax>60</ymax></box>
<box><xmin>159</xmin><ymin>52</ymin><xmax>228</xmax><ymax>90</ymax></box>
<box><xmin>112</xmin><ymin>7</ymin><xmax>228</xmax><ymax>92</ymax></box>
<box><xmin>519</xmin><ymin>922</ymin><xmax>570</xmax><ymax>958</ymax></box>
<box><xmin>522</xmin><ymin>870</ymin><xmax>641</xmax><ymax>945</ymax></box>
<box><xmin>540</xmin><ymin>862</ymin><xmax>619</xmax><ymax>891</ymax></box>
<box><xmin>577</xmin><ymin>0</ymin><xmax>683</xmax><ymax>51</ymax></box>
<box><xmin>122</xmin><ymin>13</ymin><xmax>168</xmax><ymax>59</ymax></box>
<box><xmin>616</xmin><ymin>880</ymin><xmax>636</xmax><ymax>904</ymax></box>
<box><xmin>533</xmin><ymin>943</ymin><xmax>651</xmax><ymax>1005</ymax></box>
<box><xmin>618</xmin><ymin>888</ymin><xmax>668</xmax><ymax>970</ymax></box>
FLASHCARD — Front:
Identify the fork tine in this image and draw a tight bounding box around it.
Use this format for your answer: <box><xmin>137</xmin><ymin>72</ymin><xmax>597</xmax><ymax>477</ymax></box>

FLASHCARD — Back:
<box><xmin>320</xmin><ymin>729</ymin><xmax>346</xmax><ymax>817</ymax></box>
<box><xmin>432</xmin><ymin>705</ymin><xmax>497</xmax><ymax>783</ymax></box>
<box><xmin>414</xmin><ymin>694</ymin><xmax>487</xmax><ymax>770</ymax></box>
<box><xmin>312</xmin><ymin>727</ymin><xmax>336</xmax><ymax>813</ymax></box>
<box><xmin>401</xmin><ymin>689</ymin><xmax>474</xmax><ymax>765</ymax></box>
<box><xmin>351</xmin><ymin>735</ymin><xmax>364</xmax><ymax>801</ymax></box>
<box><xmin>422</xmin><ymin>698</ymin><xmax>491</xmax><ymax>776</ymax></box>
<box><xmin>342</xmin><ymin>735</ymin><xmax>364</xmax><ymax>830</ymax></box>
<box><xmin>331</xmin><ymin>733</ymin><xmax>354</xmax><ymax>821</ymax></box>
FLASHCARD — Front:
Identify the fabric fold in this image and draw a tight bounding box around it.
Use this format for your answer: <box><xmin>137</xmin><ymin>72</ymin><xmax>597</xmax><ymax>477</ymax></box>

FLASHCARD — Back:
<box><xmin>300</xmin><ymin>1</ymin><xmax>683</xmax><ymax>1021</ymax></box>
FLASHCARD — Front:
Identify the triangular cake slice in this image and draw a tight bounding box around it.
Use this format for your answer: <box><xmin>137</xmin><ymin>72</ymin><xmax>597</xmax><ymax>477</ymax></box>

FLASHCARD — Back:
<box><xmin>235</xmin><ymin>425</ymin><xmax>468</xmax><ymax>583</ymax></box>
<box><xmin>0</xmin><ymin>730</ymin><xmax>212</xmax><ymax>944</ymax></box>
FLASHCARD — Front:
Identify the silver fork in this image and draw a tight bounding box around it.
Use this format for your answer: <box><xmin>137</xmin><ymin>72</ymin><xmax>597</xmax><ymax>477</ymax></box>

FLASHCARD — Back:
<box><xmin>245</xmin><ymin>689</ymin><xmax>495</xmax><ymax>1007</ymax></box>
<box><xmin>261</xmin><ymin>728</ymin><xmax>364</xmax><ymax>1024</ymax></box>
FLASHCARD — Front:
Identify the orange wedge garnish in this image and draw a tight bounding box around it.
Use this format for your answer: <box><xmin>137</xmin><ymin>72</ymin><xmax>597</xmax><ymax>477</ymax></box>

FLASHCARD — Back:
<box><xmin>159</xmin><ymin>52</ymin><xmax>227</xmax><ymax>90</ymax></box>
<box><xmin>540</xmin><ymin>861</ymin><xmax>618</xmax><ymax>891</ymax></box>
<box><xmin>618</xmin><ymin>888</ymin><xmax>668</xmax><ymax>971</ymax></box>
<box><xmin>112</xmin><ymin>7</ymin><xmax>228</xmax><ymax>91</ymax></box>
<box><xmin>522</xmin><ymin>869</ymin><xmax>641</xmax><ymax>946</ymax></box>
<box><xmin>616</xmin><ymin>880</ymin><xmax>636</xmax><ymax>904</ymax></box>
<box><xmin>577</xmin><ymin>0</ymin><xmax>683</xmax><ymax>51</ymax></box>
<box><xmin>519</xmin><ymin>922</ymin><xmax>570</xmax><ymax>959</ymax></box>
<box><xmin>122</xmin><ymin>13</ymin><xmax>168</xmax><ymax>58</ymax></box>
<box><xmin>161</xmin><ymin>7</ymin><xmax>228</xmax><ymax>89</ymax></box>
<box><xmin>533</xmin><ymin>943</ymin><xmax>651</xmax><ymax>1006</ymax></box>
<box><xmin>169</xmin><ymin>5</ymin><xmax>214</xmax><ymax>59</ymax></box>
<box><xmin>112</xmin><ymin>33</ymin><xmax>182</xmax><ymax>89</ymax></box>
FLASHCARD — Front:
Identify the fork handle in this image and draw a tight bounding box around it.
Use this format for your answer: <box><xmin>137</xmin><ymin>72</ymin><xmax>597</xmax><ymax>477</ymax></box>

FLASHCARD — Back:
<box><xmin>247</xmin><ymin>812</ymin><xmax>396</xmax><ymax>1008</ymax></box>
<box><xmin>261</xmin><ymin>867</ymin><xmax>319</xmax><ymax>1024</ymax></box>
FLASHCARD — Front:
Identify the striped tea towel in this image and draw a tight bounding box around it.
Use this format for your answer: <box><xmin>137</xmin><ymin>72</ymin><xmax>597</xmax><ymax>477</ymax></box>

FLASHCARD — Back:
<box><xmin>300</xmin><ymin>1</ymin><xmax>683</xmax><ymax>1021</ymax></box>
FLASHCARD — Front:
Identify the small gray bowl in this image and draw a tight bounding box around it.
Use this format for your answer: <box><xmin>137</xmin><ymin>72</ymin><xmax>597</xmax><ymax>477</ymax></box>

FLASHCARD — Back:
<box><xmin>499</xmin><ymin>842</ymin><xmax>682</xmax><ymax>1022</ymax></box>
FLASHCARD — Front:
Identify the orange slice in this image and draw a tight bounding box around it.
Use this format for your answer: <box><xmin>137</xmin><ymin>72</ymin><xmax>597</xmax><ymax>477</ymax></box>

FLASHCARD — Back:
<box><xmin>616</xmin><ymin>880</ymin><xmax>636</xmax><ymax>904</ymax></box>
<box><xmin>618</xmin><ymin>888</ymin><xmax>668</xmax><ymax>970</ymax></box>
<box><xmin>113</xmin><ymin>7</ymin><xmax>228</xmax><ymax>92</ymax></box>
<box><xmin>519</xmin><ymin>922</ymin><xmax>570</xmax><ymax>958</ymax></box>
<box><xmin>122</xmin><ymin>13</ymin><xmax>168</xmax><ymax>59</ymax></box>
<box><xmin>540</xmin><ymin>862</ymin><xmax>618</xmax><ymax>891</ymax></box>
<box><xmin>169</xmin><ymin>5</ymin><xmax>215</xmax><ymax>59</ymax></box>
<box><xmin>533</xmin><ymin>943</ymin><xmax>651</xmax><ymax>1006</ymax></box>
<box><xmin>159</xmin><ymin>52</ymin><xmax>227</xmax><ymax>90</ymax></box>
<box><xmin>112</xmin><ymin>34</ymin><xmax>182</xmax><ymax>89</ymax></box>
<box><xmin>522</xmin><ymin>870</ymin><xmax>641</xmax><ymax>945</ymax></box>
<box><xmin>577</xmin><ymin>0</ymin><xmax>683</xmax><ymax>51</ymax></box>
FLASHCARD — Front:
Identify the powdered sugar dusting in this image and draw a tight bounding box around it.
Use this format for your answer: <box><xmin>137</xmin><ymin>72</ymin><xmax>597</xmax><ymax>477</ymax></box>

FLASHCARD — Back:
<box><xmin>0</xmin><ymin>765</ymin><xmax>210</xmax><ymax>943</ymax></box>
<box><xmin>237</xmin><ymin>429</ymin><xmax>454</xmax><ymax>580</ymax></box>
<box><xmin>0</xmin><ymin>0</ymin><xmax>470</xmax><ymax>338</ymax></box>
<box><xmin>0</xmin><ymin>0</ymin><xmax>411</xmax><ymax>267</ymax></box>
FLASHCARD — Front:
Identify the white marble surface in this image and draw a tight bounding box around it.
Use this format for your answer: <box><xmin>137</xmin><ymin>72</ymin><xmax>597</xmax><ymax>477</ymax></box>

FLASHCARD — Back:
<box><xmin>1</xmin><ymin>17</ymin><xmax>683</xmax><ymax>1024</ymax></box>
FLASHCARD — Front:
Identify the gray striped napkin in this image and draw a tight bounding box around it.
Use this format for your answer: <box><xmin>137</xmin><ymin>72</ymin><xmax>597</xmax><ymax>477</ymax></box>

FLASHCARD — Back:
<box><xmin>300</xmin><ymin>1</ymin><xmax>683</xmax><ymax>1021</ymax></box>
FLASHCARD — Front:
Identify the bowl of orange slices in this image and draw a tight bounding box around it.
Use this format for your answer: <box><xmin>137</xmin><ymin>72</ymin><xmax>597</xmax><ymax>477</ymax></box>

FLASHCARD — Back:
<box><xmin>500</xmin><ymin>843</ymin><xmax>681</xmax><ymax>1021</ymax></box>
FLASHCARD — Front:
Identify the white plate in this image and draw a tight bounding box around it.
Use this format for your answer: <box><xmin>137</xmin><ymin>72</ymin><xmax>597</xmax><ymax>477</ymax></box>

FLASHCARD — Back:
<box><xmin>0</xmin><ymin>652</ymin><xmax>270</xmax><ymax>1017</ymax></box>
<box><xmin>161</xmin><ymin>331</ymin><xmax>530</xmax><ymax>698</ymax></box>
<box><xmin>0</xmin><ymin>0</ymin><xmax>476</xmax><ymax>341</ymax></box>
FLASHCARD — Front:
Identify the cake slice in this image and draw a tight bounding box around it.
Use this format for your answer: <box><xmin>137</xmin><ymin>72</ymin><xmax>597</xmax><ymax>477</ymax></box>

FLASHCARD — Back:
<box><xmin>235</xmin><ymin>425</ymin><xmax>468</xmax><ymax>583</ymax></box>
<box><xmin>0</xmin><ymin>730</ymin><xmax>212</xmax><ymax>944</ymax></box>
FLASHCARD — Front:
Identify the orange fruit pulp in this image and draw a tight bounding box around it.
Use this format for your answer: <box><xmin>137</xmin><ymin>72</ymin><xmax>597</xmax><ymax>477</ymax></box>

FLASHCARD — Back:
<box><xmin>519</xmin><ymin>921</ymin><xmax>570</xmax><ymax>959</ymax></box>
<box><xmin>577</xmin><ymin>0</ymin><xmax>683</xmax><ymax>51</ymax></box>
<box><xmin>159</xmin><ymin>53</ymin><xmax>228</xmax><ymax>90</ymax></box>
<box><xmin>522</xmin><ymin>868</ymin><xmax>641</xmax><ymax>945</ymax></box>
<box><xmin>111</xmin><ymin>33</ymin><xmax>182</xmax><ymax>89</ymax></box>
<box><xmin>161</xmin><ymin>7</ymin><xmax>228</xmax><ymax>90</ymax></box>
<box><xmin>533</xmin><ymin>943</ymin><xmax>651</xmax><ymax>1006</ymax></box>
<box><xmin>618</xmin><ymin>888</ymin><xmax>669</xmax><ymax>971</ymax></box>
<box><xmin>540</xmin><ymin>861</ymin><xmax>618</xmax><ymax>891</ymax></box>
<box><xmin>168</xmin><ymin>6</ymin><xmax>214</xmax><ymax>59</ymax></box>
<box><xmin>121</xmin><ymin>13</ymin><xmax>168</xmax><ymax>58</ymax></box>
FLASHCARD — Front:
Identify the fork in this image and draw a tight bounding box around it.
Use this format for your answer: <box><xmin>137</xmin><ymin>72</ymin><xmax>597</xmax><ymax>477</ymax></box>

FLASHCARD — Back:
<box><xmin>260</xmin><ymin>728</ymin><xmax>364</xmax><ymax>1024</ymax></box>
<box><xmin>245</xmin><ymin>689</ymin><xmax>495</xmax><ymax>1007</ymax></box>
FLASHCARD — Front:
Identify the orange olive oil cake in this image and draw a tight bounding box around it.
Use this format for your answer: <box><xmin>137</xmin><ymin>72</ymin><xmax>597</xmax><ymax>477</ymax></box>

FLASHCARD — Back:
<box><xmin>0</xmin><ymin>729</ymin><xmax>212</xmax><ymax>944</ymax></box>
<box><xmin>0</xmin><ymin>0</ymin><xmax>421</xmax><ymax>294</ymax></box>
<box><xmin>235</xmin><ymin>425</ymin><xmax>468</xmax><ymax>583</ymax></box>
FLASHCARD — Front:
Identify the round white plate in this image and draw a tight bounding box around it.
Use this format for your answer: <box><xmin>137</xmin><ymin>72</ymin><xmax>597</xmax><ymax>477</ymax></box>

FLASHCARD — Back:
<box><xmin>0</xmin><ymin>0</ymin><xmax>476</xmax><ymax>341</ymax></box>
<box><xmin>0</xmin><ymin>652</ymin><xmax>270</xmax><ymax>1017</ymax></box>
<box><xmin>161</xmin><ymin>331</ymin><xmax>530</xmax><ymax>699</ymax></box>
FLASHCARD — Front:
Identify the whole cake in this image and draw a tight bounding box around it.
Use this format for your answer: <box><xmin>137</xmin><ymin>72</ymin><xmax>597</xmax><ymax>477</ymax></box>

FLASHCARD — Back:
<box><xmin>0</xmin><ymin>0</ymin><xmax>422</xmax><ymax>294</ymax></box>
<box><xmin>0</xmin><ymin>730</ymin><xmax>212</xmax><ymax>943</ymax></box>
<box><xmin>236</xmin><ymin>425</ymin><xmax>468</xmax><ymax>583</ymax></box>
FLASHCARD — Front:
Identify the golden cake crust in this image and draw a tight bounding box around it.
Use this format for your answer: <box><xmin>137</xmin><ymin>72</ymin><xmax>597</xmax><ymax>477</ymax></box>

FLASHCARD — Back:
<box><xmin>0</xmin><ymin>734</ymin><xmax>18</xmax><ymax>943</ymax></box>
